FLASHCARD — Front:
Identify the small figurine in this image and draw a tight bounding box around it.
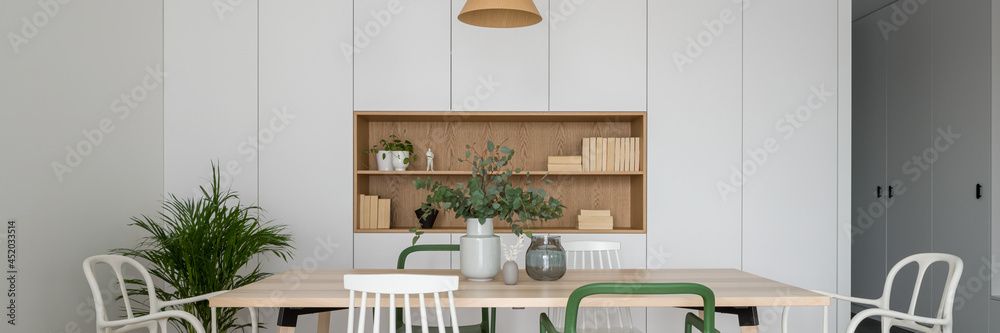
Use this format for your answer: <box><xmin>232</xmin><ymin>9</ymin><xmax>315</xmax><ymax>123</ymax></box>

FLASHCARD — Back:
<box><xmin>425</xmin><ymin>148</ymin><xmax>435</xmax><ymax>171</ymax></box>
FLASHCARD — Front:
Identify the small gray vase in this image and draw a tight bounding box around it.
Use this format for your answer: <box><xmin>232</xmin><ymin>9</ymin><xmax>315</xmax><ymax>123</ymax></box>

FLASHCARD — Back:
<box><xmin>502</xmin><ymin>260</ymin><xmax>519</xmax><ymax>285</ymax></box>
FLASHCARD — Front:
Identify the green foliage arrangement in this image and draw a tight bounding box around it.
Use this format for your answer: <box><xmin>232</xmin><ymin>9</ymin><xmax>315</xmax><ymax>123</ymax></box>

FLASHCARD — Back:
<box><xmin>114</xmin><ymin>163</ymin><xmax>294</xmax><ymax>332</ymax></box>
<box><xmin>363</xmin><ymin>133</ymin><xmax>417</xmax><ymax>164</ymax></box>
<box><xmin>412</xmin><ymin>140</ymin><xmax>564</xmax><ymax>244</ymax></box>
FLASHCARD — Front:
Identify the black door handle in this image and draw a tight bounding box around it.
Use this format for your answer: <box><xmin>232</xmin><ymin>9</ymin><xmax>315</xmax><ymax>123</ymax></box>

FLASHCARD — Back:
<box><xmin>888</xmin><ymin>186</ymin><xmax>894</xmax><ymax>199</ymax></box>
<box><xmin>876</xmin><ymin>186</ymin><xmax>882</xmax><ymax>198</ymax></box>
<box><xmin>977</xmin><ymin>184</ymin><xmax>982</xmax><ymax>199</ymax></box>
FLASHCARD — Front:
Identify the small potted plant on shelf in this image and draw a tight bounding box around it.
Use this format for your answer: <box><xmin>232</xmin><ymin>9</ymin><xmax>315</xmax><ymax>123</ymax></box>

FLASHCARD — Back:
<box><xmin>363</xmin><ymin>133</ymin><xmax>416</xmax><ymax>171</ymax></box>
<box><xmin>413</xmin><ymin>140</ymin><xmax>564</xmax><ymax>281</ymax></box>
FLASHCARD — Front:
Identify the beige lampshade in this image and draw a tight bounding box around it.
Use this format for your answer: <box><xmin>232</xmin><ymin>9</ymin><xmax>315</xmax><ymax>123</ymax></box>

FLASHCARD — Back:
<box><xmin>458</xmin><ymin>0</ymin><xmax>542</xmax><ymax>28</ymax></box>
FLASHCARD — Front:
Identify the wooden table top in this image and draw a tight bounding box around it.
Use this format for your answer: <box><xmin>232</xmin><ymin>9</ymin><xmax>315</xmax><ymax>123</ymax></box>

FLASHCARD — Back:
<box><xmin>210</xmin><ymin>268</ymin><xmax>829</xmax><ymax>308</ymax></box>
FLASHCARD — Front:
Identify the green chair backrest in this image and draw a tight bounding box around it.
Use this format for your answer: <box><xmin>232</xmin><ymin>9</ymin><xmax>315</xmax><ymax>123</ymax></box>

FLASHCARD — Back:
<box><xmin>561</xmin><ymin>283</ymin><xmax>716</xmax><ymax>333</ymax></box>
<box><xmin>397</xmin><ymin>244</ymin><xmax>460</xmax><ymax>269</ymax></box>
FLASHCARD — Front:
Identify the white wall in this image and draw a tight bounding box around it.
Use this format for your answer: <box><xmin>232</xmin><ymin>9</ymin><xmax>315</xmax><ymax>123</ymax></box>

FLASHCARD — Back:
<box><xmin>0</xmin><ymin>1</ymin><xmax>164</xmax><ymax>332</ymax></box>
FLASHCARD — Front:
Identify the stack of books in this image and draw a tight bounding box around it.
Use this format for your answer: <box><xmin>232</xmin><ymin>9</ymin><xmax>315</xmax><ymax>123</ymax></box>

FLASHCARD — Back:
<box><xmin>359</xmin><ymin>194</ymin><xmax>391</xmax><ymax>229</ymax></box>
<box><xmin>581</xmin><ymin>137</ymin><xmax>640</xmax><ymax>172</ymax></box>
<box><xmin>547</xmin><ymin>156</ymin><xmax>583</xmax><ymax>172</ymax></box>
<box><xmin>577</xmin><ymin>210</ymin><xmax>613</xmax><ymax>230</ymax></box>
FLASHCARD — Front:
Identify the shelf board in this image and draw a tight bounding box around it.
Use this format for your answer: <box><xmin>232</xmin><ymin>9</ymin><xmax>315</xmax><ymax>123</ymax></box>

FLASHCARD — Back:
<box><xmin>355</xmin><ymin>111</ymin><xmax>646</xmax><ymax>123</ymax></box>
<box><xmin>354</xmin><ymin>228</ymin><xmax>646</xmax><ymax>234</ymax></box>
<box><xmin>357</xmin><ymin>170</ymin><xmax>643</xmax><ymax>176</ymax></box>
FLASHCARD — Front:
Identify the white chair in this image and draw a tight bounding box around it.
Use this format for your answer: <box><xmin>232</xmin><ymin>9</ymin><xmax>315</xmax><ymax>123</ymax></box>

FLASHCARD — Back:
<box><xmin>782</xmin><ymin>253</ymin><xmax>964</xmax><ymax>333</ymax></box>
<box><xmin>345</xmin><ymin>274</ymin><xmax>461</xmax><ymax>333</ymax></box>
<box><xmin>83</xmin><ymin>254</ymin><xmax>258</xmax><ymax>333</ymax></box>
<box><xmin>547</xmin><ymin>241</ymin><xmax>639</xmax><ymax>333</ymax></box>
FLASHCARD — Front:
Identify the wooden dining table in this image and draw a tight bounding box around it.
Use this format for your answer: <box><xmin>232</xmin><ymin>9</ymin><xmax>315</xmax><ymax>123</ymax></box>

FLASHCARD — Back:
<box><xmin>210</xmin><ymin>268</ymin><xmax>830</xmax><ymax>333</ymax></box>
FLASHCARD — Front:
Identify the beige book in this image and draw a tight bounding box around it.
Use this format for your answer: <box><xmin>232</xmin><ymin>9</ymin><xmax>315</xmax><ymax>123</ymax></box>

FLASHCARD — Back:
<box><xmin>577</xmin><ymin>215</ymin><xmax>614</xmax><ymax>229</ymax></box>
<box><xmin>367</xmin><ymin>195</ymin><xmax>379</xmax><ymax>230</ymax></box>
<box><xmin>625</xmin><ymin>138</ymin><xmax>635</xmax><ymax>171</ymax></box>
<box><xmin>377</xmin><ymin>198</ymin><xmax>391</xmax><ymax>229</ymax></box>
<box><xmin>359</xmin><ymin>194</ymin><xmax>367</xmax><ymax>229</ymax></box>
<box><xmin>618</xmin><ymin>138</ymin><xmax>628</xmax><ymax>171</ymax></box>
<box><xmin>548</xmin><ymin>164</ymin><xmax>583</xmax><ymax>172</ymax></box>
<box><xmin>581</xmin><ymin>138</ymin><xmax>590</xmax><ymax>171</ymax></box>
<box><xmin>595</xmin><ymin>137</ymin><xmax>604</xmax><ymax>172</ymax></box>
<box><xmin>634</xmin><ymin>137</ymin><xmax>641</xmax><ymax>171</ymax></box>
<box><xmin>616</xmin><ymin>138</ymin><xmax>623</xmax><ymax>171</ymax></box>
<box><xmin>548</xmin><ymin>156</ymin><xmax>582</xmax><ymax>165</ymax></box>
<box><xmin>605</xmin><ymin>138</ymin><xmax>618</xmax><ymax>171</ymax></box>
<box><xmin>601</xmin><ymin>138</ymin><xmax>609</xmax><ymax>171</ymax></box>
<box><xmin>580</xmin><ymin>209</ymin><xmax>611</xmax><ymax>216</ymax></box>
<box><xmin>589</xmin><ymin>137</ymin><xmax>597</xmax><ymax>171</ymax></box>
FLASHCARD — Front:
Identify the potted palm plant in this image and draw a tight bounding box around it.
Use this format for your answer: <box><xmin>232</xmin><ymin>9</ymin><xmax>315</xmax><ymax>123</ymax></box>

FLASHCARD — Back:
<box><xmin>413</xmin><ymin>140</ymin><xmax>564</xmax><ymax>281</ymax></box>
<box><xmin>114</xmin><ymin>163</ymin><xmax>294</xmax><ymax>332</ymax></box>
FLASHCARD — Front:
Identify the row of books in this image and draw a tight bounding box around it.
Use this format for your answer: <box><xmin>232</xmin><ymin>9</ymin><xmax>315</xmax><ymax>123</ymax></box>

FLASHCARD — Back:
<box><xmin>359</xmin><ymin>194</ymin><xmax>391</xmax><ymax>229</ymax></box>
<box><xmin>582</xmin><ymin>137</ymin><xmax>641</xmax><ymax>172</ymax></box>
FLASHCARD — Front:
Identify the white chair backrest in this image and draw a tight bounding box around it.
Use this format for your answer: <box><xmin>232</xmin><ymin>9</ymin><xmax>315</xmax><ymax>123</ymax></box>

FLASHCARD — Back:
<box><xmin>563</xmin><ymin>241</ymin><xmax>622</xmax><ymax>269</ymax></box>
<box><xmin>554</xmin><ymin>241</ymin><xmax>633</xmax><ymax>331</ymax></box>
<box><xmin>82</xmin><ymin>255</ymin><xmax>160</xmax><ymax>328</ymax></box>
<box><xmin>880</xmin><ymin>253</ymin><xmax>963</xmax><ymax>326</ymax></box>
<box><xmin>344</xmin><ymin>274</ymin><xmax>461</xmax><ymax>333</ymax></box>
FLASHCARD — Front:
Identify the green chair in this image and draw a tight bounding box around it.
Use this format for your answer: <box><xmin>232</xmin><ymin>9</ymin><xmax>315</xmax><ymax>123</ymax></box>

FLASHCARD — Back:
<box><xmin>397</xmin><ymin>244</ymin><xmax>496</xmax><ymax>333</ymax></box>
<box><xmin>539</xmin><ymin>283</ymin><xmax>720</xmax><ymax>333</ymax></box>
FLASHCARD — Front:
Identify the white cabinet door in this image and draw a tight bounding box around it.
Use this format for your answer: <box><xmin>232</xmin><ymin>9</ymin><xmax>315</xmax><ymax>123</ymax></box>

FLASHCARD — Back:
<box><xmin>451</xmin><ymin>0</ymin><xmax>548</xmax><ymax>111</ymax></box>
<box><xmin>884</xmin><ymin>3</ymin><xmax>935</xmax><ymax>316</ymax></box>
<box><xmin>353</xmin><ymin>0</ymin><xmax>450</xmax><ymax>111</ymax></box>
<box><xmin>354</xmin><ymin>233</ymin><xmax>452</xmax><ymax>269</ymax></box>
<box><xmin>930</xmin><ymin>0</ymin><xmax>991</xmax><ymax>331</ymax></box>
<box><xmin>743</xmin><ymin>0</ymin><xmax>839</xmax><ymax>332</ymax></box>
<box><xmin>647</xmin><ymin>0</ymin><xmax>743</xmax><ymax>330</ymax></box>
<box><xmin>164</xmin><ymin>0</ymin><xmax>258</xmax><ymax>199</ymax></box>
<box><xmin>258</xmin><ymin>0</ymin><xmax>355</xmax><ymax>275</ymax></box>
<box><xmin>850</xmin><ymin>9</ymin><xmax>889</xmax><ymax>308</ymax></box>
<box><xmin>549</xmin><ymin>0</ymin><xmax>646</xmax><ymax>111</ymax></box>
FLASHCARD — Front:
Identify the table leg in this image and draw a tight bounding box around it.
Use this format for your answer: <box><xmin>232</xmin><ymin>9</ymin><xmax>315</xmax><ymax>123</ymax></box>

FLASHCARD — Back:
<box><xmin>277</xmin><ymin>307</ymin><xmax>345</xmax><ymax>333</ymax></box>
<box><xmin>317</xmin><ymin>312</ymin><xmax>331</xmax><ymax>333</ymax></box>
<box><xmin>740</xmin><ymin>326</ymin><xmax>759</xmax><ymax>333</ymax></box>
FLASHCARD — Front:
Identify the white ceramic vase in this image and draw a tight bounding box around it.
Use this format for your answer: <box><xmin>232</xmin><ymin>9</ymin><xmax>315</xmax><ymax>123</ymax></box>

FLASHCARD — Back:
<box><xmin>375</xmin><ymin>150</ymin><xmax>393</xmax><ymax>171</ymax></box>
<box><xmin>391</xmin><ymin>151</ymin><xmax>411</xmax><ymax>171</ymax></box>
<box><xmin>460</xmin><ymin>218</ymin><xmax>501</xmax><ymax>281</ymax></box>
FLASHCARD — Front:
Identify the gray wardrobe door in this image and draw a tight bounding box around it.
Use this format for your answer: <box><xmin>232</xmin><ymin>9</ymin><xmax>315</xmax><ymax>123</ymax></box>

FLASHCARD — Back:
<box><xmin>851</xmin><ymin>11</ymin><xmax>889</xmax><ymax>308</ymax></box>
<box><xmin>885</xmin><ymin>2</ymin><xmax>935</xmax><ymax>317</ymax></box>
<box><xmin>931</xmin><ymin>0</ymin><xmax>991</xmax><ymax>331</ymax></box>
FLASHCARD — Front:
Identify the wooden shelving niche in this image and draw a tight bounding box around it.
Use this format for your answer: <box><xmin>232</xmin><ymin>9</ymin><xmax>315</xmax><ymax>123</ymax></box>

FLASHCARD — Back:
<box><xmin>354</xmin><ymin>112</ymin><xmax>646</xmax><ymax>234</ymax></box>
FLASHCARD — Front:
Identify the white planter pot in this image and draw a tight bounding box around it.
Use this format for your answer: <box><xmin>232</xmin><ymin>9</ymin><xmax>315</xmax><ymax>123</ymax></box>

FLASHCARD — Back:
<box><xmin>391</xmin><ymin>151</ymin><xmax>411</xmax><ymax>171</ymax></box>
<box><xmin>375</xmin><ymin>150</ymin><xmax>393</xmax><ymax>171</ymax></box>
<box><xmin>460</xmin><ymin>218</ymin><xmax>501</xmax><ymax>281</ymax></box>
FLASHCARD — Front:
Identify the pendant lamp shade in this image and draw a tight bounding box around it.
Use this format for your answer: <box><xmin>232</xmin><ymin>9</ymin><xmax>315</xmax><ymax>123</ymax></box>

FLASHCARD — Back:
<box><xmin>458</xmin><ymin>0</ymin><xmax>543</xmax><ymax>28</ymax></box>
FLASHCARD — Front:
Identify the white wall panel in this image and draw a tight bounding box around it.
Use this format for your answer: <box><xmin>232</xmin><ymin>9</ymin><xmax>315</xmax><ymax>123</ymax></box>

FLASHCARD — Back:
<box><xmin>164</xmin><ymin>0</ymin><xmax>259</xmax><ymax>199</ymax></box>
<box><xmin>647</xmin><ymin>0</ymin><xmax>743</xmax><ymax>330</ymax></box>
<box><xmin>258</xmin><ymin>0</ymin><xmax>355</xmax><ymax>331</ymax></box>
<box><xmin>354</xmin><ymin>0</ymin><xmax>451</xmax><ymax>110</ymax></box>
<box><xmin>549</xmin><ymin>0</ymin><xmax>646</xmax><ymax>111</ymax></box>
<box><xmin>743</xmin><ymin>0</ymin><xmax>839</xmax><ymax>331</ymax></box>
<box><xmin>451</xmin><ymin>0</ymin><xmax>548</xmax><ymax>111</ymax></box>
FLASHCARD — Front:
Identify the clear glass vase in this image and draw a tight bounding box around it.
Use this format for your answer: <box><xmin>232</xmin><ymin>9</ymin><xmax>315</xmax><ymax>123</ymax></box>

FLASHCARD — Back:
<box><xmin>525</xmin><ymin>235</ymin><xmax>566</xmax><ymax>281</ymax></box>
